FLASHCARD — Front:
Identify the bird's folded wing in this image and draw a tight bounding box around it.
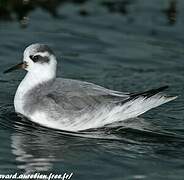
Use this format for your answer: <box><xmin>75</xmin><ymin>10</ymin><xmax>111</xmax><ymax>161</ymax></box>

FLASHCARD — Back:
<box><xmin>45</xmin><ymin>78</ymin><xmax>130</xmax><ymax>111</ymax></box>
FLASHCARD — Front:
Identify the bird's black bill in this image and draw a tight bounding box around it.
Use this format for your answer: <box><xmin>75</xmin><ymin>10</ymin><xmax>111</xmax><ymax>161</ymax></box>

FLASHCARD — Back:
<box><xmin>3</xmin><ymin>62</ymin><xmax>27</xmax><ymax>74</ymax></box>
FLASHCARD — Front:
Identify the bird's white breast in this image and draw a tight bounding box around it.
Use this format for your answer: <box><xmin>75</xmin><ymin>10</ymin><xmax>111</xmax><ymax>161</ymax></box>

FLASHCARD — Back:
<box><xmin>14</xmin><ymin>65</ymin><xmax>56</xmax><ymax>116</ymax></box>
<box><xmin>14</xmin><ymin>74</ymin><xmax>33</xmax><ymax>115</ymax></box>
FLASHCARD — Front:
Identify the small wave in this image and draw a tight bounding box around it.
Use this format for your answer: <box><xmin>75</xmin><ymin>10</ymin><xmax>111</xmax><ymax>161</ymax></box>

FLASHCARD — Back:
<box><xmin>1</xmin><ymin>104</ymin><xmax>184</xmax><ymax>174</ymax></box>
<box><xmin>0</xmin><ymin>104</ymin><xmax>184</xmax><ymax>144</ymax></box>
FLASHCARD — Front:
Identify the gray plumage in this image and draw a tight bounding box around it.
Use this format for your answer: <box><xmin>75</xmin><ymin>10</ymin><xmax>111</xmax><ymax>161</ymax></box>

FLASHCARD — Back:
<box><xmin>5</xmin><ymin>43</ymin><xmax>176</xmax><ymax>131</ymax></box>
<box><xmin>29</xmin><ymin>44</ymin><xmax>54</xmax><ymax>55</ymax></box>
<box><xmin>23</xmin><ymin>78</ymin><xmax>129</xmax><ymax>122</ymax></box>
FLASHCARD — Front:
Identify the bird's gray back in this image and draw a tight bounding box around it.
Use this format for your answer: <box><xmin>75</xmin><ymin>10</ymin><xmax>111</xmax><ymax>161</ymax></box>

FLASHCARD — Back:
<box><xmin>49</xmin><ymin>78</ymin><xmax>129</xmax><ymax>109</ymax></box>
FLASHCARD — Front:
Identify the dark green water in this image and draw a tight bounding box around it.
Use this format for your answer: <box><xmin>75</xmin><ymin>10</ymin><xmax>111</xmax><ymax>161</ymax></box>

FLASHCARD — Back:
<box><xmin>0</xmin><ymin>0</ymin><xmax>184</xmax><ymax>179</ymax></box>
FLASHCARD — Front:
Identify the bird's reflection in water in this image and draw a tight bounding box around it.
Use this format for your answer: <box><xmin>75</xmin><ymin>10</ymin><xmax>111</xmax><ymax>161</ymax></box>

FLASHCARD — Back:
<box><xmin>10</xmin><ymin>118</ymin><xmax>86</xmax><ymax>173</ymax></box>
<box><xmin>10</xmin><ymin>115</ymin><xmax>113</xmax><ymax>174</ymax></box>
<box><xmin>10</xmin><ymin>114</ymin><xmax>180</xmax><ymax>174</ymax></box>
<box><xmin>11</xmin><ymin>131</ymin><xmax>56</xmax><ymax>173</ymax></box>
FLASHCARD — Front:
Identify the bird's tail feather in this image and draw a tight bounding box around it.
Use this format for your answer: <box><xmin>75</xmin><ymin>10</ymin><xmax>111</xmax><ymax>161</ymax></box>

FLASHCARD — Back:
<box><xmin>129</xmin><ymin>85</ymin><xmax>169</xmax><ymax>99</ymax></box>
<box><xmin>117</xmin><ymin>86</ymin><xmax>177</xmax><ymax>120</ymax></box>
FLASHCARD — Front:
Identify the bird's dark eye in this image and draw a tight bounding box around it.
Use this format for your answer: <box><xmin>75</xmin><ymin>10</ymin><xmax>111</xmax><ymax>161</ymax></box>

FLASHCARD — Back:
<box><xmin>29</xmin><ymin>55</ymin><xmax>40</xmax><ymax>62</ymax></box>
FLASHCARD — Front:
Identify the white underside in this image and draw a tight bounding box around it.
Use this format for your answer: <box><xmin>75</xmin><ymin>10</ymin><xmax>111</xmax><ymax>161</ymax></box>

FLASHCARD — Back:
<box><xmin>28</xmin><ymin>95</ymin><xmax>176</xmax><ymax>132</ymax></box>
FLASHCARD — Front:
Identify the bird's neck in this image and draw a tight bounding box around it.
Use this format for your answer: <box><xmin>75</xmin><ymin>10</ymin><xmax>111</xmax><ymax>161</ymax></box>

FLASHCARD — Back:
<box><xmin>19</xmin><ymin>68</ymin><xmax>56</xmax><ymax>93</ymax></box>
<box><xmin>14</xmin><ymin>70</ymin><xmax>56</xmax><ymax>114</ymax></box>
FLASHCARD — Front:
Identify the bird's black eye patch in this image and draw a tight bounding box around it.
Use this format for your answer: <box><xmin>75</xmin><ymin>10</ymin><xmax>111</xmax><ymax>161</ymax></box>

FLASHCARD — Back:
<box><xmin>29</xmin><ymin>55</ymin><xmax>40</xmax><ymax>62</ymax></box>
<box><xmin>29</xmin><ymin>55</ymin><xmax>49</xmax><ymax>63</ymax></box>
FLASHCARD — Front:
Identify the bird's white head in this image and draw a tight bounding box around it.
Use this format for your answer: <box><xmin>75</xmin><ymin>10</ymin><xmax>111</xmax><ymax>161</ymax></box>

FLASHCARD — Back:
<box><xmin>23</xmin><ymin>43</ymin><xmax>57</xmax><ymax>80</ymax></box>
<box><xmin>4</xmin><ymin>43</ymin><xmax>57</xmax><ymax>83</ymax></box>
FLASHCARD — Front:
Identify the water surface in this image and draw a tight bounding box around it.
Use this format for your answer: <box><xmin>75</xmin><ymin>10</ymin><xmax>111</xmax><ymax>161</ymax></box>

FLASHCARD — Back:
<box><xmin>0</xmin><ymin>0</ymin><xmax>184</xmax><ymax>179</ymax></box>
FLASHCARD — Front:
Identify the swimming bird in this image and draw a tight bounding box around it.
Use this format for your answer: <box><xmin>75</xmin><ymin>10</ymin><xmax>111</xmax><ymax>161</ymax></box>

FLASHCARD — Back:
<box><xmin>4</xmin><ymin>43</ymin><xmax>177</xmax><ymax>131</ymax></box>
